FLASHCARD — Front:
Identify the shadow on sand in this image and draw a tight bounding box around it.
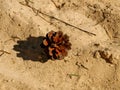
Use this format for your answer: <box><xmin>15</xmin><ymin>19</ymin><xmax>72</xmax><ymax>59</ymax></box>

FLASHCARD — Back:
<box><xmin>13</xmin><ymin>35</ymin><xmax>49</xmax><ymax>63</ymax></box>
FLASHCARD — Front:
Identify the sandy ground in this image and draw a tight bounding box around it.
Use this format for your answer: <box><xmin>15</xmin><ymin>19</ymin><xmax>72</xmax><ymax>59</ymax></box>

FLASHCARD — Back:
<box><xmin>0</xmin><ymin>0</ymin><xmax>120</xmax><ymax>90</ymax></box>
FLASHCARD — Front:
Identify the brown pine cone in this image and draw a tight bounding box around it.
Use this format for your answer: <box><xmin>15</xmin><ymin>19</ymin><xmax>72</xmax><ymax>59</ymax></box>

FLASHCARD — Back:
<box><xmin>42</xmin><ymin>31</ymin><xmax>71</xmax><ymax>60</ymax></box>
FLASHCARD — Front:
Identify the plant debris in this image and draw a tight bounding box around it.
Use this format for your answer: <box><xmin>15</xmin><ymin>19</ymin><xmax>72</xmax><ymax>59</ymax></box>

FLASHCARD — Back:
<box><xmin>41</xmin><ymin>31</ymin><xmax>72</xmax><ymax>60</ymax></box>
<box><xmin>19</xmin><ymin>1</ymin><xmax>96</xmax><ymax>36</ymax></box>
<box><xmin>0</xmin><ymin>50</ymin><xmax>11</xmax><ymax>56</ymax></box>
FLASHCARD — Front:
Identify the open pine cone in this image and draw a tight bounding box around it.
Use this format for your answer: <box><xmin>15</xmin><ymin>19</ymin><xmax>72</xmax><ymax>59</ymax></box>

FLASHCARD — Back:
<box><xmin>41</xmin><ymin>31</ymin><xmax>72</xmax><ymax>60</ymax></box>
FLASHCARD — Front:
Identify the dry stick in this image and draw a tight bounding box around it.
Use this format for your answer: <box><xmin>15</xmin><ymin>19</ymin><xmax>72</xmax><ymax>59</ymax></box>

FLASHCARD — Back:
<box><xmin>35</xmin><ymin>10</ymin><xmax>52</xmax><ymax>24</ymax></box>
<box><xmin>39</xmin><ymin>11</ymin><xmax>96</xmax><ymax>36</ymax></box>
<box><xmin>20</xmin><ymin>2</ymin><xmax>96</xmax><ymax>36</ymax></box>
<box><xmin>11</xmin><ymin>36</ymin><xmax>21</xmax><ymax>41</ymax></box>
<box><xmin>51</xmin><ymin>0</ymin><xmax>60</xmax><ymax>9</ymax></box>
<box><xmin>81</xmin><ymin>64</ymin><xmax>88</xmax><ymax>70</ymax></box>
<box><xmin>0</xmin><ymin>50</ymin><xmax>11</xmax><ymax>56</ymax></box>
<box><xmin>67</xmin><ymin>74</ymin><xmax>80</xmax><ymax>79</ymax></box>
<box><xmin>0</xmin><ymin>52</ymin><xmax>4</xmax><ymax>56</ymax></box>
<box><xmin>76</xmin><ymin>62</ymin><xmax>88</xmax><ymax>70</ymax></box>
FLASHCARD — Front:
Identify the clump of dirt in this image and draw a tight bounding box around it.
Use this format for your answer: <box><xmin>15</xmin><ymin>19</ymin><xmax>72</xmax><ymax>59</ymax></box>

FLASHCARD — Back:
<box><xmin>94</xmin><ymin>49</ymin><xmax>118</xmax><ymax>64</ymax></box>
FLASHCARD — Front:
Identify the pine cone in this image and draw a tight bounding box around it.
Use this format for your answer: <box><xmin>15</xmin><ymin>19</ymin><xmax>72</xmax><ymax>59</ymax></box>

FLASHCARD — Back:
<box><xmin>42</xmin><ymin>31</ymin><xmax>72</xmax><ymax>60</ymax></box>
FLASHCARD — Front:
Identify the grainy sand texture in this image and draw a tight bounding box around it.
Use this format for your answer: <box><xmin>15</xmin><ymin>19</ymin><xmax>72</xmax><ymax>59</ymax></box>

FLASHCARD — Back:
<box><xmin>0</xmin><ymin>0</ymin><xmax>120</xmax><ymax>90</ymax></box>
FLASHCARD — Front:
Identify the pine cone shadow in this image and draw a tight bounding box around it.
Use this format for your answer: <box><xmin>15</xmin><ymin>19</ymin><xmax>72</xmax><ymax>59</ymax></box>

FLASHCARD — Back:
<box><xmin>13</xmin><ymin>36</ymin><xmax>49</xmax><ymax>63</ymax></box>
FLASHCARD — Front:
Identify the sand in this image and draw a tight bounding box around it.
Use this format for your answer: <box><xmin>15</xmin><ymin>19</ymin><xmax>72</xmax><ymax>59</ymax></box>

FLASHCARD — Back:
<box><xmin>0</xmin><ymin>0</ymin><xmax>120</xmax><ymax>90</ymax></box>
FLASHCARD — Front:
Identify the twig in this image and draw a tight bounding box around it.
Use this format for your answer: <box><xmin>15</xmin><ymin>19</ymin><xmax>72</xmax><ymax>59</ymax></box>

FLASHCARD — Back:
<box><xmin>4</xmin><ymin>36</ymin><xmax>21</xmax><ymax>43</ymax></box>
<box><xmin>40</xmin><ymin>12</ymin><xmax>96</xmax><ymax>36</ymax></box>
<box><xmin>67</xmin><ymin>74</ymin><xmax>80</xmax><ymax>79</ymax></box>
<box><xmin>81</xmin><ymin>64</ymin><xmax>88</xmax><ymax>70</ymax></box>
<box><xmin>36</xmin><ymin>11</ymin><xmax>53</xmax><ymax>24</ymax></box>
<box><xmin>76</xmin><ymin>62</ymin><xmax>88</xmax><ymax>70</ymax></box>
<box><xmin>19</xmin><ymin>1</ymin><xmax>96</xmax><ymax>36</ymax></box>
<box><xmin>0</xmin><ymin>50</ymin><xmax>11</xmax><ymax>56</ymax></box>
<box><xmin>51</xmin><ymin>0</ymin><xmax>60</xmax><ymax>9</ymax></box>
<box><xmin>25</xmin><ymin>0</ymin><xmax>33</xmax><ymax>5</ymax></box>
<box><xmin>0</xmin><ymin>52</ymin><xmax>4</xmax><ymax>56</ymax></box>
<box><xmin>11</xmin><ymin>36</ymin><xmax>21</xmax><ymax>41</ymax></box>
